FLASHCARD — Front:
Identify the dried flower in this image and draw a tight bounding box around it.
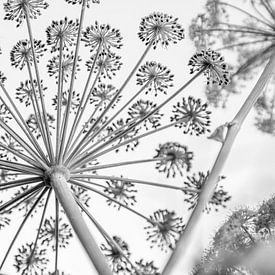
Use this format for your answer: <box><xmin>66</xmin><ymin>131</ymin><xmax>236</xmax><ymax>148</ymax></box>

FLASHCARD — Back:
<box><xmin>104</xmin><ymin>178</ymin><xmax>137</xmax><ymax>209</ymax></box>
<box><xmin>136</xmin><ymin>61</ymin><xmax>174</xmax><ymax>96</ymax></box>
<box><xmin>0</xmin><ymin>104</ymin><xmax>12</xmax><ymax>123</ymax></box>
<box><xmin>188</xmin><ymin>49</ymin><xmax>230</xmax><ymax>86</ymax></box>
<box><xmin>127</xmin><ymin>100</ymin><xmax>163</xmax><ymax>130</ymax></box>
<box><xmin>171</xmin><ymin>96</ymin><xmax>211</xmax><ymax>136</ymax></box>
<box><xmin>70</xmin><ymin>185</ymin><xmax>91</xmax><ymax>207</ymax></box>
<box><xmin>82</xmin><ymin>21</ymin><xmax>123</xmax><ymax>52</ymax></box>
<box><xmin>86</xmin><ymin>51</ymin><xmax>122</xmax><ymax>80</ymax></box>
<box><xmin>101</xmin><ymin>236</ymin><xmax>131</xmax><ymax>273</ymax></box>
<box><xmin>46</xmin><ymin>17</ymin><xmax>79</xmax><ymax>52</ymax></box>
<box><xmin>154</xmin><ymin>142</ymin><xmax>193</xmax><ymax>177</ymax></box>
<box><xmin>47</xmin><ymin>50</ymin><xmax>81</xmax><ymax>82</ymax></box>
<box><xmin>39</xmin><ymin>217</ymin><xmax>73</xmax><ymax>250</ymax></box>
<box><xmin>4</xmin><ymin>0</ymin><xmax>49</xmax><ymax>27</ymax></box>
<box><xmin>64</xmin><ymin>0</ymin><xmax>100</xmax><ymax>8</ymax></box>
<box><xmin>52</xmin><ymin>90</ymin><xmax>80</xmax><ymax>113</ymax></box>
<box><xmin>14</xmin><ymin>243</ymin><xmax>48</xmax><ymax>275</ymax></box>
<box><xmin>183</xmin><ymin>171</ymin><xmax>231</xmax><ymax>213</ymax></box>
<box><xmin>0</xmin><ymin>133</ymin><xmax>23</xmax><ymax>161</ymax></box>
<box><xmin>16</xmin><ymin>80</ymin><xmax>46</xmax><ymax>107</ymax></box>
<box><xmin>10</xmin><ymin>40</ymin><xmax>46</xmax><ymax>70</ymax></box>
<box><xmin>145</xmin><ymin>209</ymin><xmax>184</xmax><ymax>251</ymax></box>
<box><xmin>135</xmin><ymin>259</ymin><xmax>160</xmax><ymax>275</ymax></box>
<box><xmin>138</xmin><ymin>12</ymin><xmax>184</xmax><ymax>49</ymax></box>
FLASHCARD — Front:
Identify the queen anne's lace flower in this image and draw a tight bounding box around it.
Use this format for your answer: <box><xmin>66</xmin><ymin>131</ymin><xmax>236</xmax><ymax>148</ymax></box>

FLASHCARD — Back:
<box><xmin>145</xmin><ymin>209</ymin><xmax>184</xmax><ymax>251</ymax></box>
<box><xmin>138</xmin><ymin>12</ymin><xmax>185</xmax><ymax>49</ymax></box>
<box><xmin>135</xmin><ymin>259</ymin><xmax>160</xmax><ymax>275</ymax></box>
<box><xmin>39</xmin><ymin>217</ymin><xmax>73</xmax><ymax>250</ymax></box>
<box><xmin>188</xmin><ymin>49</ymin><xmax>230</xmax><ymax>86</ymax></box>
<box><xmin>65</xmin><ymin>0</ymin><xmax>99</xmax><ymax>8</ymax></box>
<box><xmin>183</xmin><ymin>171</ymin><xmax>231</xmax><ymax>213</ymax></box>
<box><xmin>101</xmin><ymin>236</ymin><xmax>131</xmax><ymax>273</ymax></box>
<box><xmin>171</xmin><ymin>96</ymin><xmax>211</xmax><ymax>136</ymax></box>
<box><xmin>154</xmin><ymin>142</ymin><xmax>193</xmax><ymax>177</ymax></box>
<box><xmin>82</xmin><ymin>21</ymin><xmax>123</xmax><ymax>52</ymax></box>
<box><xmin>4</xmin><ymin>0</ymin><xmax>49</xmax><ymax>27</ymax></box>
<box><xmin>52</xmin><ymin>90</ymin><xmax>80</xmax><ymax>113</ymax></box>
<box><xmin>46</xmin><ymin>17</ymin><xmax>79</xmax><ymax>52</ymax></box>
<box><xmin>136</xmin><ymin>61</ymin><xmax>174</xmax><ymax>96</ymax></box>
<box><xmin>0</xmin><ymin>104</ymin><xmax>11</xmax><ymax>123</ymax></box>
<box><xmin>14</xmin><ymin>243</ymin><xmax>49</xmax><ymax>275</ymax></box>
<box><xmin>0</xmin><ymin>133</ymin><xmax>23</xmax><ymax>161</ymax></box>
<box><xmin>104</xmin><ymin>178</ymin><xmax>137</xmax><ymax>209</ymax></box>
<box><xmin>10</xmin><ymin>40</ymin><xmax>46</xmax><ymax>70</ymax></box>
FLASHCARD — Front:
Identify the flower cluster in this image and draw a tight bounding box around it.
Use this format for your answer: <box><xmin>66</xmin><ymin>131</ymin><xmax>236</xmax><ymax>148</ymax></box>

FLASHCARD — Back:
<box><xmin>52</xmin><ymin>90</ymin><xmax>80</xmax><ymax>113</ymax></box>
<box><xmin>136</xmin><ymin>61</ymin><xmax>174</xmax><ymax>96</ymax></box>
<box><xmin>183</xmin><ymin>171</ymin><xmax>231</xmax><ymax>213</ymax></box>
<box><xmin>0</xmin><ymin>103</ymin><xmax>12</xmax><ymax>123</ymax></box>
<box><xmin>0</xmin><ymin>133</ymin><xmax>23</xmax><ymax>161</ymax></box>
<box><xmin>171</xmin><ymin>96</ymin><xmax>211</xmax><ymax>136</ymax></box>
<box><xmin>10</xmin><ymin>40</ymin><xmax>46</xmax><ymax>70</ymax></box>
<box><xmin>65</xmin><ymin>0</ymin><xmax>100</xmax><ymax>8</ymax></box>
<box><xmin>0</xmin><ymin>71</ymin><xmax>7</xmax><ymax>84</ymax></box>
<box><xmin>135</xmin><ymin>259</ymin><xmax>160</xmax><ymax>275</ymax></box>
<box><xmin>4</xmin><ymin>0</ymin><xmax>49</xmax><ymax>27</ymax></box>
<box><xmin>46</xmin><ymin>17</ymin><xmax>79</xmax><ymax>52</ymax></box>
<box><xmin>188</xmin><ymin>49</ymin><xmax>230</xmax><ymax>86</ymax></box>
<box><xmin>145</xmin><ymin>209</ymin><xmax>184</xmax><ymax>251</ymax></box>
<box><xmin>138</xmin><ymin>12</ymin><xmax>185</xmax><ymax>49</ymax></box>
<box><xmin>104</xmin><ymin>178</ymin><xmax>137</xmax><ymax>209</ymax></box>
<box><xmin>154</xmin><ymin>142</ymin><xmax>193</xmax><ymax>177</ymax></box>
<box><xmin>82</xmin><ymin>21</ymin><xmax>123</xmax><ymax>52</ymax></box>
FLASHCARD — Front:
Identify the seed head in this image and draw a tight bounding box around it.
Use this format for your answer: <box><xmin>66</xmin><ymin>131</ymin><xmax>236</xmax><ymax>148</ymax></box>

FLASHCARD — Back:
<box><xmin>135</xmin><ymin>259</ymin><xmax>160</xmax><ymax>275</ymax></box>
<box><xmin>52</xmin><ymin>90</ymin><xmax>80</xmax><ymax>113</ymax></box>
<box><xmin>138</xmin><ymin>12</ymin><xmax>184</xmax><ymax>49</ymax></box>
<box><xmin>188</xmin><ymin>49</ymin><xmax>230</xmax><ymax>86</ymax></box>
<box><xmin>171</xmin><ymin>96</ymin><xmax>211</xmax><ymax>136</ymax></box>
<box><xmin>65</xmin><ymin>0</ymin><xmax>100</xmax><ymax>8</ymax></box>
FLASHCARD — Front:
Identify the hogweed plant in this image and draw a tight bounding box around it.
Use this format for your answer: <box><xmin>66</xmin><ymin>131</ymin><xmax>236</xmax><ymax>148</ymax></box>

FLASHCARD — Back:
<box><xmin>0</xmin><ymin>0</ymin><xmax>273</xmax><ymax>274</ymax></box>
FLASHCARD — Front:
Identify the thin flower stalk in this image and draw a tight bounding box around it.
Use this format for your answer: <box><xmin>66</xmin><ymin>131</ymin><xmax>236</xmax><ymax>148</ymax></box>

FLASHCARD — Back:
<box><xmin>25</xmin><ymin>11</ymin><xmax>54</xmax><ymax>163</ymax></box>
<box><xmin>0</xmin><ymin>160</ymin><xmax>43</xmax><ymax>175</ymax></box>
<box><xmin>70</xmin><ymin>179</ymin><xmax>152</xmax><ymax>223</ymax></box>
<box><xmin>0</xmin><ymin>177</ymin><xmax>41</xmax><ymax>190</ymax></box>
<box><xmin>55</xmin><ymin>198</ymin><xmax>59</xmax><ymax>273</ymax></box>
<box><xmin>162</xmin><ymin>53</ymin><xmax>275</xmax><ymax>275</ymax></box>
<box><xmin>58</xmin><ymin>0</ymin><xmax>87</xmax><ymax>164</ymax></box>
<box><xmin>0</xmin><ymin>178</ymin><xmax>42</xmax><ymax>192</ymax></box>
<box><xmin>0</xmin><ymin>188</ymin><xmax>48</xmax><ymax>271</ymax></box>
<box><xmin>75</xmin><ymin>197</ymin><xmax>141</xmax><ymax>275</ymax></box>
<box><xmin>63</xmin><ymin>43</ymin><xmax>102</xmax><ymax>157</ymax></box>
<box><xmin>66</xmin><ymin>40</ymin><xmax>154</xmax><ymax>163</ymax></box>
<box><xmin>0</xmin><ymin>84</ymin><xmax>49</xmax><ymax>165</ymax></box>
<box><xmin>71</xmin><ymin>174</ymin><xmax>199</xmax><ymax>193</ymax></box>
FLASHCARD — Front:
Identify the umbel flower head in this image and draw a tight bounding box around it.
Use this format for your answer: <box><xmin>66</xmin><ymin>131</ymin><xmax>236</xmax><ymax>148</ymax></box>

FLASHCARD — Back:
<box><xmin>14</xmin><ymin>243</ymin><xmax>49</xmax><ymax>275</ymax></box>
<box><xmin>188</xmin><ymin>48</ymin><xmax>230</xmax><ymax>86</ymax></box>
<box><xmin>138</xmin><ymin>12</ymin><xmax>185</xmax><ymax>49</ymax></box>
<box><xmin>183</xmin><ymin>171</ymin><xmax>231</xmax><ymax>213</ymax></box>
<box><xmin>171</xmin><ymin>96</ymin><xmax>211</xmax><ymax>136</ymax></box>
<box><xmin>154</xmin><ymin>142</ymin><xmax>193</xmax><ymax>177</ymax></box>
<box><xmin>135</xmin><ymin>259</ymin><xmax>160</xmax><ymax>275</ymax></box>
<box><xmin>136</xmin><ymin>61</ymin><xmax>174</xmax><ymax>96</ymax></box>
<box><xmin>145</xmin><ymin>209</ymin><xmax>184</xmax><ymax>251</ymax></box>
<box><xmin>4</xmin><ymin>0</ymin><xmax>49</xmax><ymax>27</ymax></box>
<box><xmin>46</xmin><ymin>17</ymin><xmax>79</xmax><ymax>52</ymax></box>
<box><xmin>82</xmin><ymin>21</ymin><xmax>123</xmax><ymax>52</ymax></box>
<box><xmin>65</xmin><ymin>0</ymin><xmax>100</xmax><ymax>7</ymax></box>
<box><xmin>10</xmin><ymin>39</ymin><xmax>46</xmax><ymax>70</ymax></box>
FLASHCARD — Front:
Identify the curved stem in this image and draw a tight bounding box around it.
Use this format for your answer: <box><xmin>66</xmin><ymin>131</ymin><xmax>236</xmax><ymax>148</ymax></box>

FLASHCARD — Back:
<box><xmin>50</xmin><ymin>170</ymin><xmax>112</xmax><ymax>275</ymax></box>
<box><xmin>162</xmin><ymin>53</ymin><xmax>275</xmax><ymax>275</ymax></box>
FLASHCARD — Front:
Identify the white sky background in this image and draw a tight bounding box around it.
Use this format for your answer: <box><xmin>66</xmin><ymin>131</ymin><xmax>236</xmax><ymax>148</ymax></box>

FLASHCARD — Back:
<box><xmin>0</xmin><ymin>0</ymin><xmax>275</xmax><ymax>274</ymax></box>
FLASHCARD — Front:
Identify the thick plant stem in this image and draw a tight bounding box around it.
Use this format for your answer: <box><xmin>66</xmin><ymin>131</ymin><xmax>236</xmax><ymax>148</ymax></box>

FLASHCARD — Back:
<box><xmin>162</xmin><ymin>54</ymin><xmax>275</xmax><ymax>275</ymax></box>
<box><xmin>50</xmin><ymin>169</ymin><xmax>112</xmax><ymax>275</ymax></box>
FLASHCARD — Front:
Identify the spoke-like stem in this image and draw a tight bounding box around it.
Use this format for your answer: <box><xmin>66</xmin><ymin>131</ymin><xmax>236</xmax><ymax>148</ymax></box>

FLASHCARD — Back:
<box><xmin>162</xmin><ymin>53</ymin><xmax>275</xmax><ymax>275</ymax></box>
<box><xmin>71</xmin><ymin>70</ymin><xmax>204</xmax><ymax>169</ymax></box>
<box><xmin>71</xmin><ymin>174</ymin><xmax>199</xmax><ymax>193</ymax></box>
<box><xmin>0</xmin><ymin>183</ymin><xmax>44</xmax><ymax>213</ymax></box>
<box><xmin>200</xmin><ymin>28</ymin><xmax>275</xmax><ymax>36</ymax></box>
<box><xmin>55</xmin><ymin>197</ymin><xmax>59</xmax><ymax>274</ymax></box>
<box><xmin>70</xmin><ymin>179</ymin><xmax>152</xmax><ymax>223</ymax></box>
<box><xmin>0</xmin><ymin>116</ymin><xmax>48</xmax><ymax>170</ymax></box>
<box><xmin>0</xmin><ymin>160</ymin><xmax>42</xmax><ymax>175</ymax></box>
<box><xmin>56</xmin><ymin>38</ymin><xmax>64</xmax><ymax>163</ymax></box>
<box><xmin>29</xmin><ymin>189</ymin><xmax>52</xmax><ymax>261</ymax></box>
<box><xmin>67</xmin><ymin>41</ymin><xmax>154</xmax><ymax>162</ymax></box>
<box><xmin>70</xmin><ymin>157</ymin><xmax>167</xmax><ymax>172</ymax></box>
<box><xmin>75</xmin><ymin>197</ymin><xmax>141</xmax><ymax>275</ymax></box>
<box><xmin>50</xmin><ymin>168</ymin><xmax>112</xmax><ymax>275</ymax></box>
<box><xmin>25</xmin><ymin>10</ymin><xmax>54</xmax><ymax>163</ymax></box>
<box><xmin>58</xmin><ymin>0</ymin><xmax>87</xmax><ymax>165</ymax></box>
<box><xmin>0</xmin><ymin>177</ymin><xmax>42</xmax><ymax>191</ymax></box>
<box><xmin>0</xmin><ymin>188</ymin><xmax>47</xmax><ymax>271</ymax></box>
<box><xmin>0</xmin><ymin>83</ymin><xmax>49</xmax><ymax>166</ymax></box>
<box><xmin>64</xmin><ymin>43</ymin><xmax>102</xmax><ymax>158</ymax></box>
